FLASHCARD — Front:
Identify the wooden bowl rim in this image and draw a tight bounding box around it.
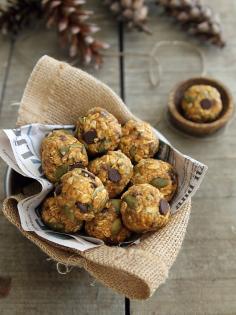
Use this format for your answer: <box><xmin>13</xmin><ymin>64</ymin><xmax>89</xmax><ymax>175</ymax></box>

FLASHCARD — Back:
<box><xmin>168</xmin><ymin>76</ymin><xmax>234</xmax><ymax>131</ymax></box>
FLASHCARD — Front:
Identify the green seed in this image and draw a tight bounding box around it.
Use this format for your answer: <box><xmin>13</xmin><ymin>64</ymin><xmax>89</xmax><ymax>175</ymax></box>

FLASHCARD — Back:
<box><xmin>184</xmin><ymin>95</ymin><xmax>195</xmax><ymax>103</ymax></box>
<box><xmin>110</xmin><ymin>199</ymin><xmax>121</xmax><ymax>213</ymax></box>
<box><xmin>150</xmin><ymin>177</ymin><xmax>169</xmax><ymax>189</ymax></box>
<box><xmin>111</xmin><ymin>218</ymin><xmax>122</xmax><ymax>235</ymax></box>
<box><xmin>59</xmin><ymin>146</ymin><xmax>70</xmax><ymax>156</ymax></box>
<box><xmin>55</xmin><ymin>164</ymin><xmax>69</xmax><ymax>181</ymax></box>
<box><xmin>123</xmin><ymin>195</ymin><xmax>137</xmax><ymax>208</ymax></box>
<box><xmin>70</xmin><ymin>143</ymin><xmax>81</xmax><ymax>148</ymax></box>
<box><xmin>129</xmin><ymin>146</ymin><xmax>136</xmax><ymax>158</ymax></box>
<box><xmin>62</xmin><ymin>206</ymin><xmax>75</xmax><ymax>221</ymax></box>
<box><xmin>48</xmin><ymin>222</ymin><xmax>64</xmax><ymax>231</ymax></box>
<box><xmin>93</xmin><ymin>186</ymin><xmax>104</xmax><ymax>198</ymax></box>
<box><xmin>98</xmin><ymin>145</ymin><xmax>106</xmax><ymax>154</ymax></box>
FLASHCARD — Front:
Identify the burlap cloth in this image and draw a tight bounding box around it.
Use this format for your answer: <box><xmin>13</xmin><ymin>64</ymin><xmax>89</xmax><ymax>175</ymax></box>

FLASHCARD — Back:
<box><xmin>2</xmin><ymin>56</ymin><xmax>191</xmax><ymax>300</ymax></box>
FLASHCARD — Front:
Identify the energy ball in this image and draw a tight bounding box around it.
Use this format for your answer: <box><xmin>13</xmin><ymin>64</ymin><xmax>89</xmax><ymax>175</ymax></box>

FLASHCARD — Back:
<box><xmin>85</xmin><ymin>199</ymin><xmax>131</xmax><ymax>244</ymax></box>
<box><xmin>41</xmin><ymin>197</ymin><xmax>83</xmax><ymax>233</ymax></box>
<box><xmin>56</xmin><ymin>168</ymin><xmax>109</xmax><ymax>221</ymax></box>
<box><xmin>131</xmin><ymin>159</ymin><xmax>177</xmax><ymax>202</ymax></box>
<box><xmin>119</xmin><ymin>120</ymin><xmax>159</xmax><ymax>163</ymax></box>
<box><xmin>41</xmin><ymin>129</ymin><xmax>88</xmax><ymax>183</ymax></box>
<box><xmin>76</xmin><ymin>107</ymin><xmax>122</xmax><ymax>155</ymax></box>
<box><xmin>89</xmin><ymin>150</ymin><xmax>133</xmax><ymax>198</ymax></box>
<box><xmin>181</xmin><ymin>85</ymin><xmax>223</xmax><ymax>123</ymax></box>
<box><xmin>121</xmin><ymin>184</ymin><xmax>171</xmax><ymax>233</ymax></box>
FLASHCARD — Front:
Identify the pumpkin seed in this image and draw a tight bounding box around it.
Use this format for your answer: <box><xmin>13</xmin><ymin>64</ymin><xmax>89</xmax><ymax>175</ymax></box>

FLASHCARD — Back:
<box><xmin>62</xmin><ymin>206</ymin><xmax>75</xmax><ymax>221</ymax></box>
<box><xmin>183</xmin><ymin>95</ymin><xmax>194</xmax><ymax>103</ymax></box>
<box><xmin>93</xmin><ymin>186</ymin><xmax>104</xmax><ymax>198</ymax></box>
<box><xmin>111</xmin><ymin>218</ymin><xmax>122</xmax><ymax>235</ymax></box>
<box><xmin>48</xmin><ymin>222</ymin><xmax>64</xmax><ymax>231</ymax></box>
<box><xmin>55</xmin><ymin>164</ymin><xmax>69</xmax><ymax>181</ymax></box>
<box><xmin>129</xmin><ymin>146</ymin><xmax>136</xmax><ymax>158</ymax></box>
<box><xmin>110</xmin><ymin>199</ymin><xmax>121</xmax><ymax>213</ymax></box>
<box><xmin>59</xmin><ymin>146</ymin><xmax>70</xmax><ymax>156</ymax></box>
<box><xmin>123</xmin><ymin>195</ymin><xmax>137</xmax><ymax>208</ymax></box>
<box><xmin>150</xmin><ymin>177</ymin><xmax>169</xmax><ymax>189</ymax></box>
<box><xmin>70</xmin><ymin>143</ymin><xmax>81</xmax><ymax>148</ymax></box>
<box><xmin>98</xmin><ymin>144</ymin><xmax>106</xmax><ymax>154</ymax></box>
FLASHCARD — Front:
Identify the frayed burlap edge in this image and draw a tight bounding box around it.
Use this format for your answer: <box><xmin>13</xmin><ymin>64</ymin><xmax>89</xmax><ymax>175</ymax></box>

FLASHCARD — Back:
<box><xmin>2</xmin><ymin>195</ymin><xmax>190</xmax><ymax>299</ymax></box>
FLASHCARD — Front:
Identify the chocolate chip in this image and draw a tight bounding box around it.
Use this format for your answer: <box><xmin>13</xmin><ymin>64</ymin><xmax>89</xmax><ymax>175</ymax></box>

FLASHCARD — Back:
<box><xmin>159</xmin><ymin>199</ymin><xmax>170</xmax><ymax>215</ymax></box>
<box><xmin>200</xmin><ymin>98</ymin><xmax>212</xmax><ymax>110</ymax></box>
<box><xmin>59</xmin><ymin>135</ymin><xmax>67</xmax><ymax>141</ymax></box>
<box><xmin>108</xmin><ymin>168</ymin><xmax>121</xmax><ymax>183</ymax></box>
<box><xmin>83</xmin><ymin>130</ymin><xmax>97</xmax><ymax>144</ymax></box>
<box><xmin>75</xmin><ymin>202</ymin><xmax>88</xmax><ymax>213</ymax></box>
<box><xmin>69</xmin><ymin>162</ymin><xmax>83</xmax><ymax>171</ymax></box>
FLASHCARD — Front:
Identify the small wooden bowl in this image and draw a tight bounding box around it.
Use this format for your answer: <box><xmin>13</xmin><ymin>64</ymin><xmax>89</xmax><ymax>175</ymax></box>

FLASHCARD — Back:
<box><xmin>168</xmin><ymin>77</ymin><xmax>234</xmax><ymax>137</ymax></box>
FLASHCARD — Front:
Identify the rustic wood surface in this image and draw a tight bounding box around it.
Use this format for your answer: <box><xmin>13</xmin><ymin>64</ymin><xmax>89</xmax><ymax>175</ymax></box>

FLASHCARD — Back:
<box><xmin>0</xmin><ymin>0</ymin><xmax>236</xmax><ymax>314</ymax></box>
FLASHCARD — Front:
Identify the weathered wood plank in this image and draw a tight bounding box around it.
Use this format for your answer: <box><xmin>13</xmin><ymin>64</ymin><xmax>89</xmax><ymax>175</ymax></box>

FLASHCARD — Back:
<box><xmin>0</xmin><ymin>38</ymin><xmax>10</xmax><ymax>108</ymax></box>
<box><xmin>123</xmin><ymin>0</ymin><xmax>236</xmax><ymax>313</ymax></box>
<box><xmin>0</xmin><ymin>1</ymin><xmax>124</xmax><ymax>314</ymax></box>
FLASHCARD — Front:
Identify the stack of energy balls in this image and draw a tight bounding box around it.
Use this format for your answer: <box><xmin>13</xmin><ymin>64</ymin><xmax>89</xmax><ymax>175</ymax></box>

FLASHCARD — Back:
<box><xmin>41</xmin><ymin>107</ymin><xmax>178</xmax><ymax>245</ymax></box>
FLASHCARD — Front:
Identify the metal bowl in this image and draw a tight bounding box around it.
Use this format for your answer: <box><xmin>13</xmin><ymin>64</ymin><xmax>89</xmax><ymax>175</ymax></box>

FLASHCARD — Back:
<box><xmin>5</xmin><ymin>167</ymin><xmax>38</xmax><ymax>197</ymax></box>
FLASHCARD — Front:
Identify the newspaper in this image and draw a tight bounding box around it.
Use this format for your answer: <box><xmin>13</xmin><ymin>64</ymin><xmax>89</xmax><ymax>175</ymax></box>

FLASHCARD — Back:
<box><xmin>0</xmin><ymin>123</ymin><xmax>207</xmax><ymax>252</ymax></box>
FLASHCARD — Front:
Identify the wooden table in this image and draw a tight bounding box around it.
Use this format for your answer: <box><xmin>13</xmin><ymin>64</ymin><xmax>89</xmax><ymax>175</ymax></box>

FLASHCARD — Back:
<box><xmin>1</xmin><ymin>0</ymin><xmax>236</xmax><ymax>314</ymax></box>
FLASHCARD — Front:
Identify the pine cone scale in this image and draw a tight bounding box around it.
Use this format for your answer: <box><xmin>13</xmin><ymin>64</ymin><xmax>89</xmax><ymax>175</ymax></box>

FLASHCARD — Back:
<box><xmin>156</xmin><ymin>0</ymin><xmax>226</xmax><ymax>47</ymax></box>
<box><xmin>44</xmin><ymin>0</ymin><xmax>108</xmax><ymax>67</ymax></box>
<box><xmin>105</xmin><ymin>0</ymin><xmax>151</xmax><ymax>33</ymax></box>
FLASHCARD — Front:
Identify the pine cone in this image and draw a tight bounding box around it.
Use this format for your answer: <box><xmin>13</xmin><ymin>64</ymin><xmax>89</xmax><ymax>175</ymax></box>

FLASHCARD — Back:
<box><xmin>43</xmin><ymin>0</ymin><xmax>109</xmax><ymax>68</ymax></box>
<box><xmin>0</xmin><ymin>0</ymin><xmax>42</xmax><ymax>36</ymax></box>
<box><xmin>104</xmin><ymin>0</ymin><xmax>150</xmax><ymax>33</ymax></box>
<box><xmin>156</xmin><ymin>0</ymin><xmax>225</xmax><ymax>47</ymax></box>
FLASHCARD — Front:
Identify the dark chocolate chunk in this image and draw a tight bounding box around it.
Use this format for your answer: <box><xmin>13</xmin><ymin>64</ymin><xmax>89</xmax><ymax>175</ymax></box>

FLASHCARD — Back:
<box><xmin>108</xmin><ymin>168</ymin><xmax>121</xmax><ymax>183</ymax></box>
<box><xmin>200</xmin><ymin>98</ymin><xmax>212</xmax><ymax>110</ymax></box>
<box><xmin>83</xmin><ymin>130</ymin><xmax>97</xmax><ymax>144</ymax></box>
<box><xmin>159</xmin><ymin>199</ymin><xmax>170</xmax><ymax>215</ymax></box>
<box><xmin>75</xmin><ymin>202</ymin><xmax>88</xmax><ymax>213</ymax></box>
<box><xmin>59</xmin><ymin>135</ymin><xmax>67</xmax><ymax>141</ymax></box>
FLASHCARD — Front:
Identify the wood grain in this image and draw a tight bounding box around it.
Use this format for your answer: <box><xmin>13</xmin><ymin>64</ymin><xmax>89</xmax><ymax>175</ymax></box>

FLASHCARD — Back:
<box><xmin>123</xmin><ymin>0</ymin><xmax>236</xmax><ymax>314</ymax></box>
<box><xmin>1</xmin><ymin>0</ymin><xmax>236</xmax><ymax>313</ymax></box>
<box><xmin>0</xmin><ymin>1</ymin><xmax>124</xmax><ymax>314</ymax></box>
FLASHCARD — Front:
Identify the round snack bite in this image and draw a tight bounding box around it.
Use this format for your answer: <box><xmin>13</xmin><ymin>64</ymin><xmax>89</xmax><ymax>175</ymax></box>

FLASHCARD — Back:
<box><xmin>89</xmin><ymin>150</ymin><xmax>133</xmax><ymax>198</ymax></box>
<box><xmin>131</xmin><ymin>159</ymin><xmax>177</xmax><ymax>201</ymax></box>
<box><xmin>41</xmin><ymin>129</ymin><xmax>88</xmax><ymax>183</ymax></box>
<box><xmin>56</xmin><ymin>168</ymin><xmax>109</xmax><ymax>221</ymax></box>
<box><xmin>76</xmin><ymin>107</ymin><xmax>122</xmax><ymax>155</ymax></box>
<box><xmin>41</xmin><ymin>197</ymin><xmax>83</xmax><ymax>233</ymax></box>
<box><xmin>181</xmin><ymin>85</ymin><xmax>223</xmax><ymax>123</ymax></box>
<box><xmin>121</xmin><ymin>184</ymin><xmax>171</xmax><ymax>233</ymax></box>
<box><xmin>119</xmin><ymin>120</ymin><xmax>159</xmax><ymax>163</ymax></box>
<box><xmin>85</xmin><ymin>199</ymin><xmax>131</xmax><ymax>244</ymax></box>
